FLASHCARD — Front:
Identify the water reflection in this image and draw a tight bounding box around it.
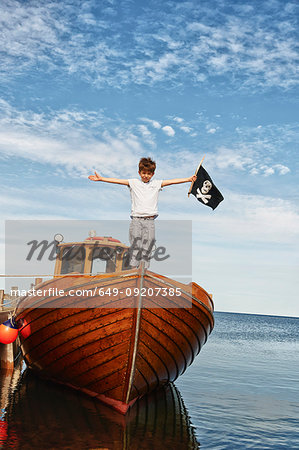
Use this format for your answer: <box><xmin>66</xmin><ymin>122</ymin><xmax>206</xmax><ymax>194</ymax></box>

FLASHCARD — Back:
<box><xmin>1</xmin><ymin>367</ymin><xmax>199</xmax><ymax>449</ymax></box>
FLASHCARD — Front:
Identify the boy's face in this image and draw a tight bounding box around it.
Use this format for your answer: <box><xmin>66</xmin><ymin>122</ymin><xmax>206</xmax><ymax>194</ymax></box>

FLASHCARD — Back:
<box><xmin>139</xmin><ymin>169</ymin><xmax>154</xmax><ymax>183</ymax></box>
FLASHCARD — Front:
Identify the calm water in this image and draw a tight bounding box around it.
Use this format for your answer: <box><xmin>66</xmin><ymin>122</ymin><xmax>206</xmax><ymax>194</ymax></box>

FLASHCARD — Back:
<box><xmin>1</xmin><ymin>312</ymin><xmax>298</xmax><ymax>449</ymax></box>
<box><xmin>176</xmin><ymin>312</ymin><xmax>299</xmax><ymax>449</ymax></box>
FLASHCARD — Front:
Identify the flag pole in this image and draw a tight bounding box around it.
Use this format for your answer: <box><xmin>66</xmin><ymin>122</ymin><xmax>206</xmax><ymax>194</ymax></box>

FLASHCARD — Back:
<box><xmin>188</xmin><ymin>155</ymin><xmax>205</xmax><ymax>197</ymax></box>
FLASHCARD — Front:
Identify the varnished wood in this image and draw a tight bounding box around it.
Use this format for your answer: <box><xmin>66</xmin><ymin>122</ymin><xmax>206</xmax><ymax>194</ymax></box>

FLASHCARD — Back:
<box><xmin>15</xmin><ymin>237</ymin><xmax>214</xmax><ymax>414</ymax></box>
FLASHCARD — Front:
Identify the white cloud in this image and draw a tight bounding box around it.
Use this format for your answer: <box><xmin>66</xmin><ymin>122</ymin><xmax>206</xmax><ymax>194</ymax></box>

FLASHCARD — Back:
<box><xmin>209</xmin><ymin>146</ymin><xmax>291</xmax><ymax>177</ymax></box>
<box><xmin>138</xmin><ymin>124</ymin><xmax>151</xmax><ymax>137</ymax></box>
<box><xmin>261</xmin><ymin>166</ymin><xmax>275</xmax><ymax>176</ymax></box>
<box><xmin>0</xmin><ymin>103</ymin><xmax>146</xmax><ymax>177</ymax></box>
<box><xmin>206</xmin><ymin>127</ymin><xmax>217</xmax><ymax>134</ymax></box>
<box><xmin>180</xmin><ymin>126</ymin><xmax>192</xmax><ymax>133</ymax></box>
<box><xmin>162</xmin><ymin>125</ymin><xmax>175</xmax><ymax>137</ymax></box>
<box><xmin>0</xmin><ymin>102</ymin><xmax>294</xmax><ymax>184</ymax></box>
<box><xmin>158</xmin><ymin>185</ymin><xmax>299</xmax><ymax>245</ymax></box>
<box><xmin>140</xmin><ymin>117</ymin><xmax>161</xmax><ymax>129</ymax></box>
<box><xmin>257</xmin><ymin>164</ymin><xmax>290</xmax><ymax>177</ymax></box>
<box><xmin>0</xmin><ymin>184</ymin><xmax>131</xmax><ymax>221</ymax></box>
<box><xmin>222</xmin><ymin>192</ymin><xmax>299</xmax><ymax>243</ymax></box>
<box><xmin>0</xmin><ymin>0</ymin><xmax>298</xmax><ymax>90</ymax></box>
<box><xmin>210</xmin><ymin>147</ymin><xmax>253</xmax><ymax>171</ymax></box>
<box><xmin>0</xmin><ymin>128</ymin><xmax>140</xmax><ymax>177</ymax></box>
<box><xmin>274</xmin><ymin>164</ymin><xmax>291</xmax><ymax>175</ymax></box>
<box><xmin>132</xmin><ymin>53</ymin><xmax>181</xmax><ymax>83</ymax></box>
<box><xmin>173</xmin><ymin>116</ymin><xmax>184</xmax><ymax>123</ymax></box>
<box><xmin>137</xmin><ymin>124</ymin><xmax>156</xmax><ymax>146</ymax></box>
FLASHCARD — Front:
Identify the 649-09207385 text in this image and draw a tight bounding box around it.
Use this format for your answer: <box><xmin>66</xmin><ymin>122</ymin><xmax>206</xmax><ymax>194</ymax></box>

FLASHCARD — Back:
<box><xmin>10</xmin><ymin>286</ymin><xmax>182</xmax><ymax>298</ymax></box>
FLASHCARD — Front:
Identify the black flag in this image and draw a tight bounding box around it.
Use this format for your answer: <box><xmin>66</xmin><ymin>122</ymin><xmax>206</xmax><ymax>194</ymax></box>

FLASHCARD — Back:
<box><xmin>191</xmin><ymin>166</ymin><xmax>224</xmax><ymax>210</ymax></box>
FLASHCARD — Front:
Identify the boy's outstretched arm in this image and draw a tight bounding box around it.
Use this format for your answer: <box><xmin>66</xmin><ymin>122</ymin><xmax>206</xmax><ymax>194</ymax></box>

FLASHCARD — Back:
<box><xmin>162</xmin><ymin>175</ymin><xmax>197</xmax><ymax>187</ymax></box>
<box><xmin>88</xmin><ymin>171</ymin><xmax>129</xmax><ymax>186</ymax></box>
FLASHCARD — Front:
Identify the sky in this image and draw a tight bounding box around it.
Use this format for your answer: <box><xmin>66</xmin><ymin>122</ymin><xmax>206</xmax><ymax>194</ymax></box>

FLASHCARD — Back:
<box><xmin>0</xmin><ymin>0</ymin><xmax>298</xmax><ymax>317</ymax></box>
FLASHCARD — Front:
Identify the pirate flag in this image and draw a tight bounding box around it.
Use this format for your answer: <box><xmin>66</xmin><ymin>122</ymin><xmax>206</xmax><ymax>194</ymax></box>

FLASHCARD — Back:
<box><xmin>191</xmin><ymin>166</ymin><xmax>224</xmax><ymax>210</ymax></box>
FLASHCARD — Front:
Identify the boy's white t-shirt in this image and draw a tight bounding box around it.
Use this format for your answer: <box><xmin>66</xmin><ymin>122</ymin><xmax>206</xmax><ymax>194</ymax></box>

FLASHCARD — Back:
<box><xmin>128</xmin><ymin>179</ymin><xmax>163</xmax><ymax>217</ymax></box>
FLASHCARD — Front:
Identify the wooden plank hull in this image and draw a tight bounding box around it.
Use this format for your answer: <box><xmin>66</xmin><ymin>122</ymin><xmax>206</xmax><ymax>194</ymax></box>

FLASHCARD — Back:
<box><xmin>15</xmin><ymin>269</ymin><xmax>214</xmax><ymax>414</ymax></box>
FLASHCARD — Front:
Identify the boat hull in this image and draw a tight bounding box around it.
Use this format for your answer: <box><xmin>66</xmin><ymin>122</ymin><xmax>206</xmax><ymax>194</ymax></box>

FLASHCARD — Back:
<box><xmin>15</xmin><ymin>269</ymin><xmax>214</xmax><ymax>413</ymax></box>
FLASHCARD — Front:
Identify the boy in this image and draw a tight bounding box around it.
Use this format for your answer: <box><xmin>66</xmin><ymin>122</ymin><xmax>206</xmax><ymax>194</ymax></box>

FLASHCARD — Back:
<box><xmin>88</xmin><ymin>157</ymin><xmax>196</xmax><ymax>268</ymax></box>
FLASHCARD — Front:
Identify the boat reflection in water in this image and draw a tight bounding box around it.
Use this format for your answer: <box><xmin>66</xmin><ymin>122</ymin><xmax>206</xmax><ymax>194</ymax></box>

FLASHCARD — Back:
<box><xmin>0</xmin><ymin>366</ymin><xmax>22</xmax><ymax>449</ymax></box>
<box><xmin>2</xmin><ymin>368</ymin><xmax>199</xmax><ymax>449</ymax></box>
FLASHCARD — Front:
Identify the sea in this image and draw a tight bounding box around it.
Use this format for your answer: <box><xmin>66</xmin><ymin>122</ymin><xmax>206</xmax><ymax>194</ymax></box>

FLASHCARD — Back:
<box><xmin>0</xmin><ymin>311</ymin><xmax>298</xmax><ymax>449</ymax></box>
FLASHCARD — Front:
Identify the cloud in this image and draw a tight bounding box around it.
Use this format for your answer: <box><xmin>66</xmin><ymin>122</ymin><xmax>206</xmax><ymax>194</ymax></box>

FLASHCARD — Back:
<box><xmin>140</xmin><ymin>117</ymin><xmax>161</xmax><ymax>129</ymax></box>
<box><xmin>162</xmin><ymin>125</ymin><xmax>175</xmax><ymax>137</ymax></box>
<box><xmin>180</xmin><ymin>126</ymin><xmax>192</xmax><ymax>133</ymax></box>
<box><xmin>2</xmin><ymin>178</ymin><xmax>298</xmax><ymax>247</ymax></box>
<box><xmin>260</xmin><ymin>166</ymin><xmax>275</xmax><ymax>176</ymax></box>
<box><xmin>210</xmin><ymin>147</ymin><xmax>254</xmax><ymax>171</ymax></box>
<box><xmin>0</xmin><ymin>128</ymin><xmax>140</xmax><ymax>177</ymax></box>
<box><xmin>0</xmin><ymin>101</ymin><xmax>295</xmax><ymax>186</ymax></box>
<box><xmin>132</xmin><ymin>53</ymin><xmax>181</xmax><ymax>83</ymax></box>
<box><xmin>0</xmin><ymin>102</ymin><xmax>145</xmax><ymax>177</ymax></box>
<box><xmin>273</xmin><ymin>164</ymin><xmax>291</xmax><ymax>175</ymax></box>
<box><xmin>256</xmin><ymin>164</ymin><xmax>290</xmax><ymax>177</ymax></box>
<box><xmin>137</xmin><ymin>124</ymin><xmax>156</xmax><ymax>146</ymax></box>
<box><xmin>206</xmin><ymin>127</ymin><xmax>218</xmax><ymax>134</ymax></box>
<box><xmin>0</xmin><ymin>0</ymin><xmax>298</xmax><ymax>91</ymax></box>
<box><xmin>138</xmin><ymin>124</ymin><xmax>151</xmax><ymax>137</ymax></box>
<box><xmin>209</xmin><ymin>139</ymin><xmax>292</xmax><ymax>177</ymax></box>
<box><xmin>132</xmin><ymin>1</ymin><xmax>299</xmax><ymax>90</ymax></box>
<box><xmin>161</xmin><ymin>187</ymin><xmax>299</xmax><ymax>245</ymax></box>
<box><xmin>220</xmin><ymin>192</ymin><xmax>299</xmax><ymax>243</ymax></box>
<box><xmin>173</xmin><ymin>116</ymin><xmax>184</xmax><ymax>123</ymax></box>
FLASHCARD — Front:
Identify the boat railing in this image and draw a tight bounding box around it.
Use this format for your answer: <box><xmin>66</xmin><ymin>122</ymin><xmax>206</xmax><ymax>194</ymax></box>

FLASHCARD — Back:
<box><xmin>0</xmin><ymin>289</ymin><xmax>19</xmax><ymax>314</ymax></box>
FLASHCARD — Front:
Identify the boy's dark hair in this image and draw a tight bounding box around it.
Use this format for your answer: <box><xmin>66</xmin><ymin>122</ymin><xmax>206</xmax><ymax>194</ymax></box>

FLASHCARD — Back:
<box><xmin>139</xmin><ymin>157</ymin><xmax>156</xmax><ymax>173</ymax></box>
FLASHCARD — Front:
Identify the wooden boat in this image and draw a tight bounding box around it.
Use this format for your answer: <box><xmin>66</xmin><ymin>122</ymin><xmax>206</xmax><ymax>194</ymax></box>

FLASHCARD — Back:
<box><xmin>14</xmin><ymin>234</ymin><xmax>214</xmax><ymax>414</ymax></box>
<box><xmin>3</xmin><ymin>369</ymin><xmax>199</xmax><ymax>449</ymax></box>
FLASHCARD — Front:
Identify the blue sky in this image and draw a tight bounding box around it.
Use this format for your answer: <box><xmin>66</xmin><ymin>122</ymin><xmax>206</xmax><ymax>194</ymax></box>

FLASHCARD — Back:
<box><xmin>0</xmin><ymin>0</ymin><xmax>298</xmax><ymax>316</ymax></box>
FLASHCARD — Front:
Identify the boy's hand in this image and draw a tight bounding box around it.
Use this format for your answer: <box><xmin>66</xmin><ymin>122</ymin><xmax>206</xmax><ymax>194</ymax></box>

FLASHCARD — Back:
<box><xmin>189</xmin><ymin>175</ymin><xmax>197</xmax><ymax>182</ymax></box>
<box><xmin>88</xmin><ymin>171</ymin><xmax>102</xmax><ymax>181</ymax></box>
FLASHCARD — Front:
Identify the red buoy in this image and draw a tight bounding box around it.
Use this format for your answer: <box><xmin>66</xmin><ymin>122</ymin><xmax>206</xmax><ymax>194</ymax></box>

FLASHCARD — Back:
<box><xmin>0</xmin><ymin>319</ymin><xmax>19</xmax><ymax>344</ymax></box>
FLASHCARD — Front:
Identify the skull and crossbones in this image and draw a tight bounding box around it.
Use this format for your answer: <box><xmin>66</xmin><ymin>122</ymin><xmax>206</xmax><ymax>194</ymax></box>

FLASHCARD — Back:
<box><xmin>196</xmin><ymin>180</ymin><xmax>212</xmax><ymax>204</ymax></box>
